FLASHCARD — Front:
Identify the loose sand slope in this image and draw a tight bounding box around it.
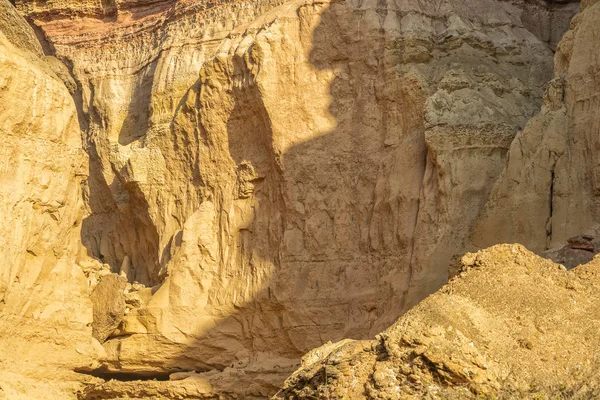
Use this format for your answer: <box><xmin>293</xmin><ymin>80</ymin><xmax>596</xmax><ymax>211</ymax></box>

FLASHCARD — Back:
<box><xmin>277</xmin><ymin>244</ymin><xmax>600</xmax><ymax>399</ymax></box>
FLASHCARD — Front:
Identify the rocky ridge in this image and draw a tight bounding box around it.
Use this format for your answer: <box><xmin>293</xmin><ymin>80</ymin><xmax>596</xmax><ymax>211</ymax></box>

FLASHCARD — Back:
<box><xmin>277</xmin><ymin>244</ymin><xmax>600</xmax><ymax>399</ymax></box>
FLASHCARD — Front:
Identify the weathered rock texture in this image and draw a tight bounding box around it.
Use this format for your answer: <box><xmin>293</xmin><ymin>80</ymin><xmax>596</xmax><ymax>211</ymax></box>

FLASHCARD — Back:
<box><xmin>40</xmin><ymin>0</ymin><xmax>561</xmax><ymax>390</ymax></box>
<box><xmin>0</xmin><ymin>0</ymin><xmax>101</xmax><ymax>396</ymax></box>
<box><xmin>0</xmin><ymin>0</ymin><xmax>589</xmax><ymax>397</ymax></box>
<box><xmin>279</xmin><ymin>2</ymin><xmax>600</xmax><ymax>397</ymax></box>
<box><xmin>473</xmin><ymin>0</ymin><xmax>599</xmax><ymax>253</ymax></box>
<box><xmin>277</xmin><ymin>244</ymin><xmax>600</xmax><ymax>399</ymax></box>
<box><xmin>90</xmin><ymin>274</ymin><xmax>128</xmax><ymax>342</ymax></box>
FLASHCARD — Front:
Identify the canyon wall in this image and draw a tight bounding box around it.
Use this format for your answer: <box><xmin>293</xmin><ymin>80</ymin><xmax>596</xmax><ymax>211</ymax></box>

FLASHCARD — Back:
<box><xmin>474</xmin><ymin>0</ymin><xmax>600</xmax><ymax>252</ymax></box>
<box><xmin>280</xmin><ymin>0</ymin><xmax>600</xmax><ymax>397</ymax></box>
<box><xmin>0</xmin><ymin>1</ymin><xmax>98</xmax><ymax>396</ymax></box>
<box><xmin>0</xmin><ymin>0</ymin><xmax>586</xmax><ymax>398</ymax></box>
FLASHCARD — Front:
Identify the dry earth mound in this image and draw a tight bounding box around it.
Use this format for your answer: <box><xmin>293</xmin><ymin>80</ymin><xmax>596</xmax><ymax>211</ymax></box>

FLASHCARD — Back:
<box><xmin>276</xmin><ymin>244</ymin><xmax>600</xmax><ymax>399</ymax></box>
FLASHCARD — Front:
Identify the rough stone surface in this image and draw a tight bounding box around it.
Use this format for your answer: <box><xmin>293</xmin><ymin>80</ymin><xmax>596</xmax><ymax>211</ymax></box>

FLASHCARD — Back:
<box><xmin>278</xmin><ymin>2</ymin><xmax>600</xmax><ymax>398</ymax></box>
<box><xmin>473</xmin><ymin>0</ymin><xmax>600</xmax><ymax>253</ymax></box>
<box><xmin>277</xmin><ymin>244</ymin><xmax>600</xmax><ymax>398</ymax></box>
<box><xmin>541</xmin><ymin>234</ymin><xmax>600</xmax><ymax>269</ymax></box>
<box><xmin>24</xmin><ymin>0</ymin><xmax>558</xmax><ymax>379</ymax></box>
<box><xmin>90</xmin><ymin>274</ymin><xmax>128</xmax><ymax>342</ymax></box>
<box><xmin>0</xmin><ymin>0</ymin><xmax>101</xmax><ymax>396</ymax></box>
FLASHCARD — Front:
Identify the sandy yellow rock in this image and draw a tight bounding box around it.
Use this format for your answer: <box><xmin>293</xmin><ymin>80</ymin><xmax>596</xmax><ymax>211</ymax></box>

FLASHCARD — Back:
<box><xmin>277</xmin><ymin>244</ymin><xmax>600</xmax><ymax>398</ymax></box>
<box><xmin>473</xmin><ymin>1</ymin><xmax>600</xmax><ymax>253</ymax></box>
<box><xmin>0</xmin><ymin>0</ymin><xmax>97</xmax><ymax>396</ymax></box>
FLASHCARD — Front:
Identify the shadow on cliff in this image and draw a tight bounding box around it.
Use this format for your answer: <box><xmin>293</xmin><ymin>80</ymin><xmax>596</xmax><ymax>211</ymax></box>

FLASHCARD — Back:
<box><xmin>119</xmin><ymin>59</ymin><xmax>158</xmax><ymax>146</ymax></box>
<box><xmin>80</xmin><ymin>58</ymin><xmax>162</xmax><ymax>285</ymax></box>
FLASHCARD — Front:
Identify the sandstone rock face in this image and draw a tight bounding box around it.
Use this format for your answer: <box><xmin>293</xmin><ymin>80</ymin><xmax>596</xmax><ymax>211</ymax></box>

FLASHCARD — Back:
<box><xmin>279</xmin><ymin>2</ymin><xmax>600</xmax><ymax>397</ymax></box>
<box><xmin>26</xmin><ymin>0</ymin><xmax>561</xmax><ymax>385</ymax></box>
<box><xmin>277</xmin><ymin>244</ymin><xmax>600</xmax><ymax>398</ymax></box>
<box><xmin>0</xmin><ymin>0</ymin><xmax>99</xmax><ymax>396</ymax></box>
<box><xmin>473</xmin><ymin>0</ymin><xmax>600</xmax><ymax>253</ymax></box>
<box><xmin>90</xmin><ymin>274</ymin><xmax>128</xmax><ymax>342</ymax></box>
<box><xmin>522</xmin><ymin>0</ymin><xmax>580</xmax><ymax>50</ymax></box>
<box><xmin>0</xmin><ymin>0</ymin><xmax>587</xmax><ymax>397</ymax></box>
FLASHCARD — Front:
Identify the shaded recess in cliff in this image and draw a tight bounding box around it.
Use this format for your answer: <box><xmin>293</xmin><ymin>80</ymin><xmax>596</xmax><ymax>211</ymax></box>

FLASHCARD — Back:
<box><xmin>80</xmin><ymin>83</ymin><xmax>162</xmax><ymax>286</ymax></box>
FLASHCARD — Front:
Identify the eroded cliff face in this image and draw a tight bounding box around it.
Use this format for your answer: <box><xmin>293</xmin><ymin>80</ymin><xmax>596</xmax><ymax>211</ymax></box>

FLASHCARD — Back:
<box><xmin>0</xmin><ymin>0</ymin><xmax>585</xmax><ymax>398</ymax></box>
<box><xmin>279</xmin><ymin>1</ymin><xmax>600</xmax><ymax>398</ymax></box>
<box><xmin>473</xmin><ymin>0</ymin><xmax>600</xmax><ymax>253</ymax></box>
<box><xmin>0</xmin><ymin>0</ymin><xmax>98</xmax><ymax>396</ymax></box>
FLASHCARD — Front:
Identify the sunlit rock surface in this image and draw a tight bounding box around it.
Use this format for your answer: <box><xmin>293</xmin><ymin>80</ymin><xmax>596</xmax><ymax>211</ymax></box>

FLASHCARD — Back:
<box><xmin>277</xmin><ymin>244</ymin><xmax>600</xmax><ymax>399</ymax></box>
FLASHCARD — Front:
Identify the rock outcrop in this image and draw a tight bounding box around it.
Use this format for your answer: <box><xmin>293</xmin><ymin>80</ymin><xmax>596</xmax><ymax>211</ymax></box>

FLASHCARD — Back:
<box><xmin>31</xmin><ymin>0</ymin><xmax>563</xmax><ymax>393</ymax></box>
<box><xmin>0</xmin><ymin>0</ymin><xmax>100</xmax><ymax>396</ymax></box>
<box><xmin>277</xmin><ymin>244</ymin><xmax>600</xmax><ymax>398</ymax></box>
<box><xmin>473</xmin><ymin>0</ymin><xmax>600</xmax><ymax>253</ymax></box>
<box><xmin>90</xmin><ymin>274</ymin><xmax>128</xmax><ymax>342</ymax></box>
<box><xmin>278</xmin><ymin>1</ymin><xmax>600</xmax><ymax>398</ymax></box>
